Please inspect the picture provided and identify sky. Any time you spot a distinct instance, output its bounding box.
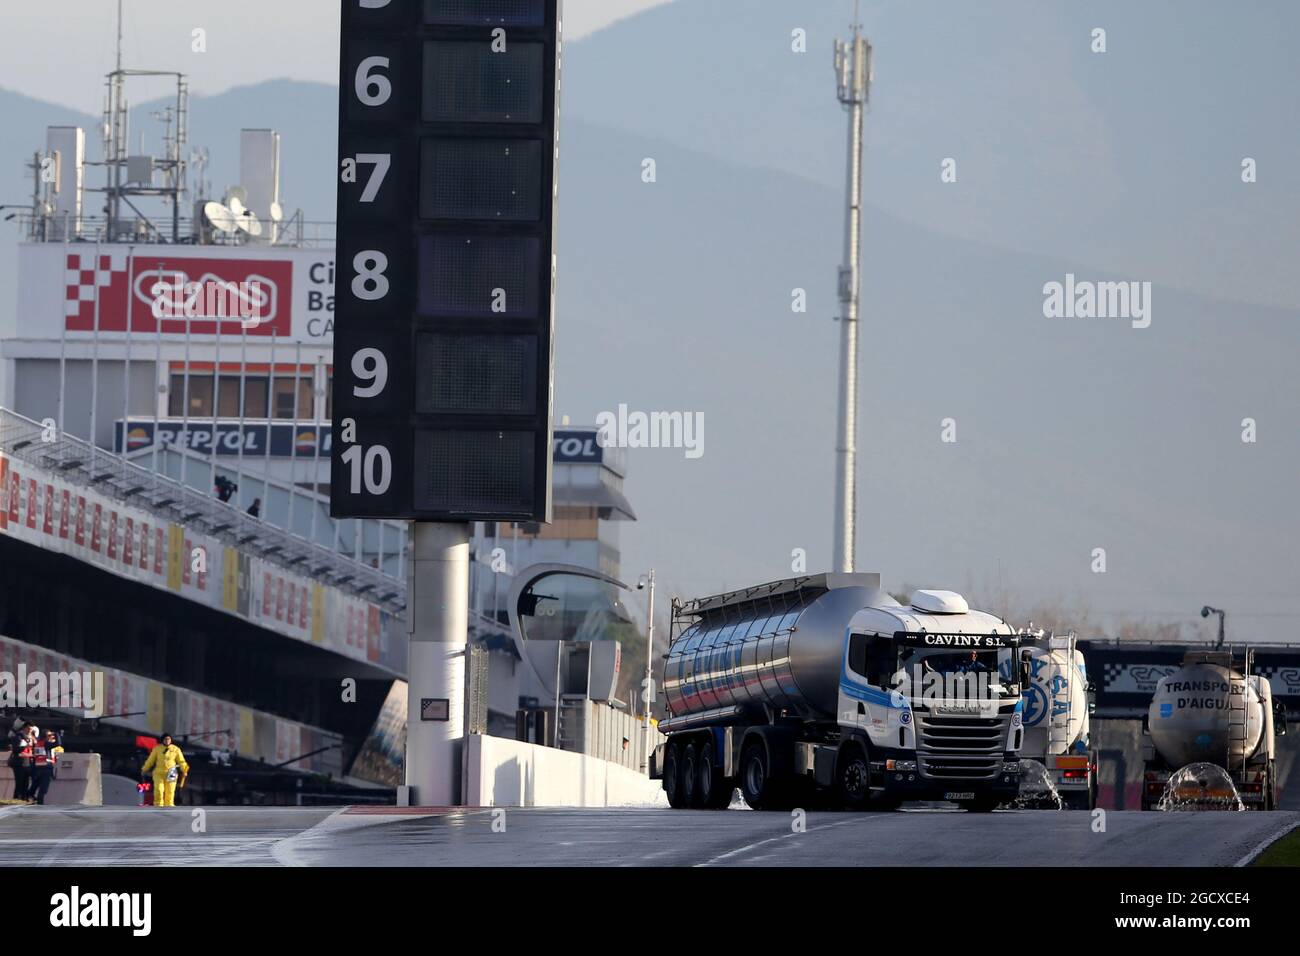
[0,0,1295,645]
[0,0,675,114]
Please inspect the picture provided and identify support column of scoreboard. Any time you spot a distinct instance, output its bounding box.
[333,0,562,805]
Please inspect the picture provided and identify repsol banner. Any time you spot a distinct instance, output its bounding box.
[115,419,331,458]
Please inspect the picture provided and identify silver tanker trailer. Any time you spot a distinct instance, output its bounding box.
[1140,647,1287,810]
[649,572,1031,812]
[1019,630,1098,809]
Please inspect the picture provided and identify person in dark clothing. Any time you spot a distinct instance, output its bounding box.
[27,730,62,805]
[247,498,261,518]
[8,722,34,801]
[214,475,238,503]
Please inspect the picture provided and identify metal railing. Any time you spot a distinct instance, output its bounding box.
[0,406,404,612]
[7,211,336,249]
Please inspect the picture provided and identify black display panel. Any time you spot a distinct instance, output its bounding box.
[415,235,541,318]
[413,430,537,514]
[423,41,545,124]
[332,0,559,521]
[424,0,545,27]
[415,333,538,415]
[419,138,543,221]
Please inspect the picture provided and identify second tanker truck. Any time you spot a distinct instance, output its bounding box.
[650,572,1029,811]
[1141,647,1286,810]
[1018,631,1098,809]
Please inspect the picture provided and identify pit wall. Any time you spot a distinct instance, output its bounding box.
[0,632,344,775]
[1092,718,1300,810]
[0,752,102,805]
[465,733,667,808]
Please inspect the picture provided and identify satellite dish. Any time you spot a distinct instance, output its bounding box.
[225,185,248,206]
[269,201,283,223]
[227,196,245,217]
[203,201,238,235]
[238,211,263,237]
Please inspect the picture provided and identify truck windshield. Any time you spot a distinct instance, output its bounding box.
[892,644,1018,699]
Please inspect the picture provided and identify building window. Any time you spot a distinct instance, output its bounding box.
[272,377,313,419]
[168,372,313,419]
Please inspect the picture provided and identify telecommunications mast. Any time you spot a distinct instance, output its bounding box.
[831,10,871,573]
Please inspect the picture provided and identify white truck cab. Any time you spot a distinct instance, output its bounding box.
[836,592,1026,811]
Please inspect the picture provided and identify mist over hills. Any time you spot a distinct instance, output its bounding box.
[1,0,1296,641]
[565,0,1300,311]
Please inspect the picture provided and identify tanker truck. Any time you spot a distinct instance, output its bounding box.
[649,572,1029,812]
[1140,647,1287,810]
[1017,630,1098,809]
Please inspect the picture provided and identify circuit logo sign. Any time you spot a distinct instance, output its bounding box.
[62,252,292,337]
[140,269,277,327]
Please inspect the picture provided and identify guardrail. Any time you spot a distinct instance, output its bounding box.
[10,212,337,249]
[0,406,404,613]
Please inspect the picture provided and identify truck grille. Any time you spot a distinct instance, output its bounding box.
[915,711,1010,780]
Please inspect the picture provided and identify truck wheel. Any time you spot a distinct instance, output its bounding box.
[663,743,687,809]
[739,740,784,810]
[682,743,701,808]
[838,746,873,811]
[698,741,732,809]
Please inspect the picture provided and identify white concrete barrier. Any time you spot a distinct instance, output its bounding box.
[465,734,667,808]
[0,752,102,805]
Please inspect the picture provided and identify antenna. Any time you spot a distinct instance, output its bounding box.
[830,15,872,573]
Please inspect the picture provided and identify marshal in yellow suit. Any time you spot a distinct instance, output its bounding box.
[141,735,189,807]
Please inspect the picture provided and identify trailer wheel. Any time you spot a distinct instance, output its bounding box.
[698,741,732,809]
[682,742,701,808]
[663,742,688,809]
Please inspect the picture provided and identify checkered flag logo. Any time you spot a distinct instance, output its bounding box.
[64,251,129,321]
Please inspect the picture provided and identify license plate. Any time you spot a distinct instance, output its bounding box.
[936,706,981,715]
[944,791,975,801]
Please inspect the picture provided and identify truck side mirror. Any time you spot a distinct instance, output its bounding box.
[1275,700,1288,737]
[1017,650,1032,688]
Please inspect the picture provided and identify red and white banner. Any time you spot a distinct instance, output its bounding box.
[17,243,336,342]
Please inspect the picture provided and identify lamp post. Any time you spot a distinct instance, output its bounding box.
[1201,605,1226,649]
[638,569,656,774]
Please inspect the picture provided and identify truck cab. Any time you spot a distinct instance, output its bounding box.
[835,591,1025,811]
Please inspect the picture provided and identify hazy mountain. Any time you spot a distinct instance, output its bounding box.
[565,0,1300,311]
[1,0,1296,643]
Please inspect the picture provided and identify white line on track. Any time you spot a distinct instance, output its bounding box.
[694,814,871,867]
[1233,817,1300,867]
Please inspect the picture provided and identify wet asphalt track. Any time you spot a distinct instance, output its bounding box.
[0,803,1295,867]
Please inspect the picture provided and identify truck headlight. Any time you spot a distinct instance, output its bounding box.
[886,759,917,772]
[1002,761,1021,774]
